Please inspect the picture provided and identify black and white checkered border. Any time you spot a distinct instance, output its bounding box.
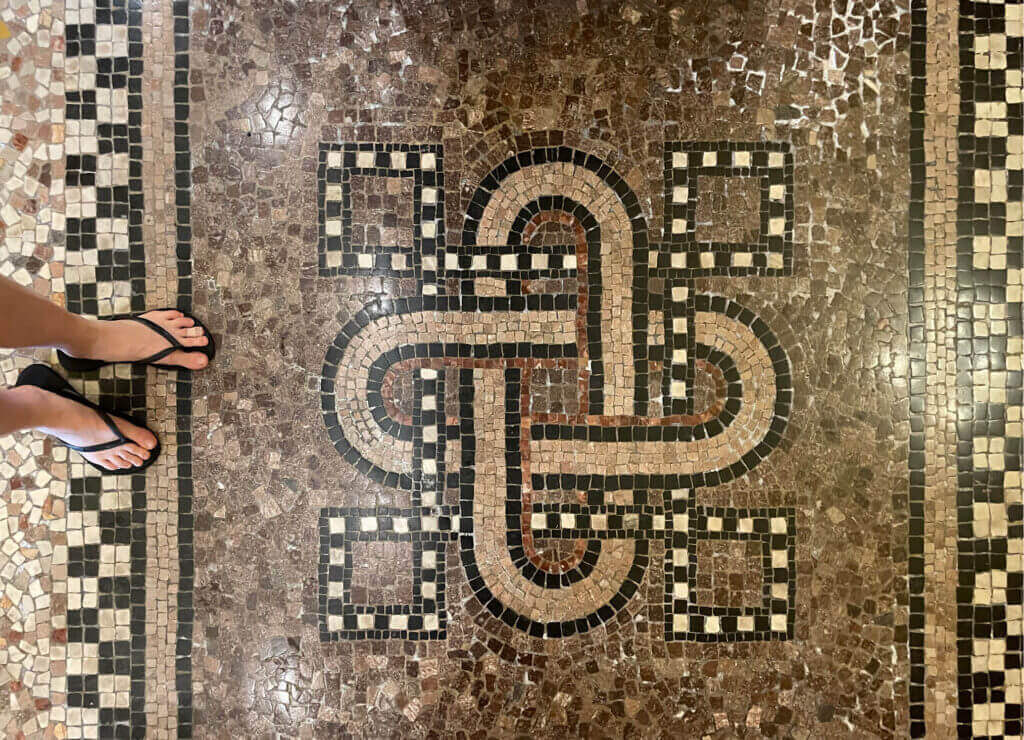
[64,0,145,319]
[658,141,794,278]
[956,1,1024,737]
[436,245,580,300]
[527,503,668,540]
[316,142,444,286]
[64,474,141,732]
[62,0,149,736]
[442,244,579,277]
[662,279,694,415]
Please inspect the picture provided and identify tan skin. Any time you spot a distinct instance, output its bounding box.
[0,275,209,471]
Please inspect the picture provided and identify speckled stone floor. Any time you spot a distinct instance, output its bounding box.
[0,0,1022,737]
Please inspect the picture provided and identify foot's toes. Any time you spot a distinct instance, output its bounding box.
[157,349,209,370]
[189,352,210,368]
[89,455,113,471]
[99,454,126,471]
[172,325,206,346]
[171,317,196,330]
[117,418,158,450]
[117,449,144,468]
[176,325,203,338]
[122,442,150,461]
[142,309,183,326]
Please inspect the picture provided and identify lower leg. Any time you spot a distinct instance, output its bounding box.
[0,273,210,368]
[0,385,50,436]
[0,274,98,354]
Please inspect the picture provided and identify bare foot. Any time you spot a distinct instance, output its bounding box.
[72,310,210,369]
[24,385,158,471]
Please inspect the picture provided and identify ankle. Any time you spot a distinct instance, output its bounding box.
[60,315,104,358]
[0,385,56,434]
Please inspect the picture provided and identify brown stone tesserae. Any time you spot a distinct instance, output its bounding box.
[0,0,1021,737]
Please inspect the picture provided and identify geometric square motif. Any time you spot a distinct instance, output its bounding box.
[318,507,453,641]
[664,497,795,642]
[317,142,444,280]
[659,141,794,277]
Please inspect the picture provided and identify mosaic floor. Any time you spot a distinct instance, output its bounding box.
[0,0,1021,737]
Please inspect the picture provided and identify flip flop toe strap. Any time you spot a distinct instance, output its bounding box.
[130,315,187,364]
[56,389,132,454]
[70,437,129,454]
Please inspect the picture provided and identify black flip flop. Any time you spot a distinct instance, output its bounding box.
[16,364,161,476]
[57,308,216,373]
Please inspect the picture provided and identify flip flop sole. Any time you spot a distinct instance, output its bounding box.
[57,308,216,372]
[16,364,162,476]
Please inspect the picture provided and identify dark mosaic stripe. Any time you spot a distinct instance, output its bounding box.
[172,0,195,737]
[907,0,927,736]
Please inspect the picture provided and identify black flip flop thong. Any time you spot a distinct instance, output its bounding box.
[16,364,161,476]
[57,308,216,373]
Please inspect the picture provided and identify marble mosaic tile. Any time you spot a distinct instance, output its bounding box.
[0,0,1020,736]
[0,1,66,736]
[186,1,913,735]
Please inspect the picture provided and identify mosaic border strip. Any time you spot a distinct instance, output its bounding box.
[62,1,149,735]
[908,0,927,735]
[172,0,195,736]
[957,1,1024,737]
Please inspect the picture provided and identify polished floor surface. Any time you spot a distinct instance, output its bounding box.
[0,0,1021,737]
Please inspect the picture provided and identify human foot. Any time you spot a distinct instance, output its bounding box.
[19,384,158,472]
[71,309,211,370]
